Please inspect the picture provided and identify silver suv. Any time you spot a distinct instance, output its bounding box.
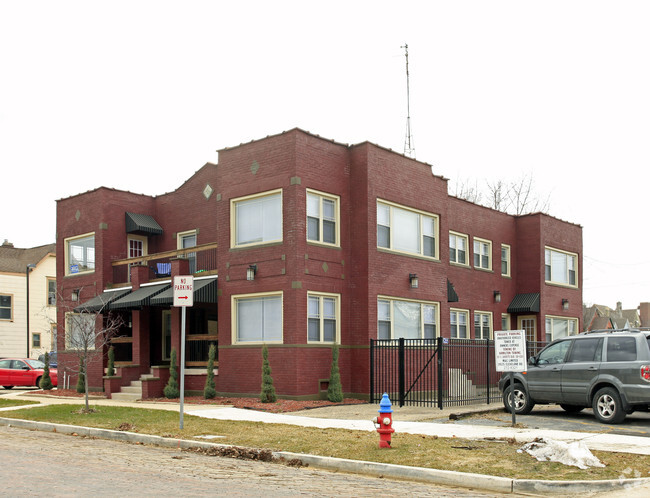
[499,329,650,424]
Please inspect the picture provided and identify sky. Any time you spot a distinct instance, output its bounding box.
[1,1,649,309]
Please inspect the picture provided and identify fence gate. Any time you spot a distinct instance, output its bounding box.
[370,337,521,408]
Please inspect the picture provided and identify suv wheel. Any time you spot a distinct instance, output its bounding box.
[593,387,626,424]
[503,384,535,415]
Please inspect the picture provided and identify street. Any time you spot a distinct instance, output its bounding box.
[0,426,501,497]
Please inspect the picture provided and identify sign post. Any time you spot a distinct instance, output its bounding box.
[494,330,527,427]
[173,275,193,429]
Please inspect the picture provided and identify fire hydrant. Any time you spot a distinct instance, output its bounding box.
[372,392,395,448]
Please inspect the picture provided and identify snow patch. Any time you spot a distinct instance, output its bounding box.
[518,438,605,469]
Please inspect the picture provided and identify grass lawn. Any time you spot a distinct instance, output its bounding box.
[0,398,40,408]
[2,403,649,481]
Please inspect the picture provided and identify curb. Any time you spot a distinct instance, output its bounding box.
[2,417,649,495]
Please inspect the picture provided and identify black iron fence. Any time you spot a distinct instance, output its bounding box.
[370,337,547,408]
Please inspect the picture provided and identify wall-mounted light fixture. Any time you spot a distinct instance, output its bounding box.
[71,289,80,302]
[247,264,257,281]
[409,273,419,289]
[493,290,502,303]
[562,298,569,311]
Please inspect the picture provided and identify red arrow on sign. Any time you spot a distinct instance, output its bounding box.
[178,296,189,300]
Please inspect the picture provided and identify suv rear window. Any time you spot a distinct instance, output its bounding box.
[607,337,637,362]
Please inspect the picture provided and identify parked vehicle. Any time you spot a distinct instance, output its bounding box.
[499,329,650,424]
[38,352,57,368]
[0,358,58,389]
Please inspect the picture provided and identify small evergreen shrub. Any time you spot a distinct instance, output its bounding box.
[163,347,180,399]
[203,344,217,399]
[76,359,85,394]
[327,344,343,402]
[260,344,277,403]
[39,352,54,390]
[106,345,116,377]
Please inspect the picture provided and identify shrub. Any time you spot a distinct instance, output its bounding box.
[39,352,54,390]
[327,344,343,402]
[203,344,217,399]
[106,346,116,377]
[260,344,277,403]
[163,347,180,399]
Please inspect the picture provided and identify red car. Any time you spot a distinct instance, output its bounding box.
[0,358,58,389]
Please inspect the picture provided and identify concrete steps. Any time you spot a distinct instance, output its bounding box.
[111,380,143,402]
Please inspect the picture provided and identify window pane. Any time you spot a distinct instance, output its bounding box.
[307,193,319,217]
[307,217,319,241]
[323,198,335,220]
[262,296,282,341]
[377,225,390,248]
[308,296,319,317]
[378,300,390,321]
[236,194,281,245]
[323,220,336,244]
[68,235,95,273]
[394,301,420,339]
[393,207,419,253]
[378,321,391,339]
[308,318,320,342]
[377,203,390,226]
[607,337,637,362]
[423,236,434,257]
[323,298,336,319]
[323,319,336,342]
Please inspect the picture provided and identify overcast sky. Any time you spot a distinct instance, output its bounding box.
[1,1,648,309]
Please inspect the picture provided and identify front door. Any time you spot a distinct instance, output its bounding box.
[518,316,537,342]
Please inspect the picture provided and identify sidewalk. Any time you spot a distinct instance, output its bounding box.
[2,390,650,495]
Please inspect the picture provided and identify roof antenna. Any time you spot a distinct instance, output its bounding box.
[402,43,415,159]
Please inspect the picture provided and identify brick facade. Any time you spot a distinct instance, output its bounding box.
[56,128,583,398]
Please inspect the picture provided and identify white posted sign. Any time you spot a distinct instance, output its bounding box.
[494,330,527,372]
[173,276,194,307]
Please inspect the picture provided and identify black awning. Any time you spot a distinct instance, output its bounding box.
[447,279,459,303]
[125,212,163,235]
[150,276,218,306]
[74,288,131,313]
[109,283,170,310]
[507,293,540,313]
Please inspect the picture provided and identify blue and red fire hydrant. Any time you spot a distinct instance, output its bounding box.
[372,392,395,448]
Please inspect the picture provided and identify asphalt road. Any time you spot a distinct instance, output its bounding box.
[455,405,650,437]
[0,425,502,497]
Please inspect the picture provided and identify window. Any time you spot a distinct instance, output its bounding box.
[307,190,339,246]
[32,333,41,348]
[128,235,147,258]
[177,230,197,273]
[308,293,339,343]
[501,314,510,331]
[567,338,602,363]
[377,201,438,259]
[474,311,492,340]
[607,337,637,362]
[449,232,468,265]
[65,313,97,350]
[233,293,282,343]
[545,247,578,287]
[231,190,282,248]
[47,278,56,306]
[501,244,511,277]
[538,340,571,365]
[377,298,438,339]
[65,233,95,275]
[0,294,12,320]
[473,238,492,270]
[450,309,469,338]
[545,316,578,343]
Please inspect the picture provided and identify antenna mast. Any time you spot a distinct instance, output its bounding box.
[402,43,415,158]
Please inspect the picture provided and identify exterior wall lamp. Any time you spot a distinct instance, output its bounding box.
[247,264,257,281]
[409,273,419,289]
[493,290,501,303]
[562,298,569,311]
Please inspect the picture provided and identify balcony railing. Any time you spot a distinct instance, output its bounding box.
[111,242,218,285]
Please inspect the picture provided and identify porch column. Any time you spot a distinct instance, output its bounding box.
[131,310,150,367]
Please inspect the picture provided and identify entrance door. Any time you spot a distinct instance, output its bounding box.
[518,316,537,342]
[162,310,172,361]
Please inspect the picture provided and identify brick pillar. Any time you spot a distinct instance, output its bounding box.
[639,303,650,327]
[171,257,190,278]
[130,264,150,289]
[132,310,150,367]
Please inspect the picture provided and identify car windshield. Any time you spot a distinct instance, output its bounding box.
[25,359,45,369]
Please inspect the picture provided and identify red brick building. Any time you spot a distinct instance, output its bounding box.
[56,128,582,399]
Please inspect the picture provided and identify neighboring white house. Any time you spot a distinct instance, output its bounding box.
[0,240,56,358]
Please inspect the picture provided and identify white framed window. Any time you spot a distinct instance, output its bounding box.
[545,247,578,287]
[232,292,283,344]
[473,237,492,271]
[377,297,438,339]
[65,313,97,350]
[231,190,282,248]
[501,313,511,331]
[128,235,147,258]
[0,294,13,321]
[32,333,41,348]
[449,232,468,266]
[545,315,579,343]
[177,229,197,273]
[65,232,95,275]
[307,292,340,343]
[474,311,493,340]
[47,278,56,306]
[501,244,511,277]
[307,190,340,246]
[450,309,469,338]
[377,200,438,259]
